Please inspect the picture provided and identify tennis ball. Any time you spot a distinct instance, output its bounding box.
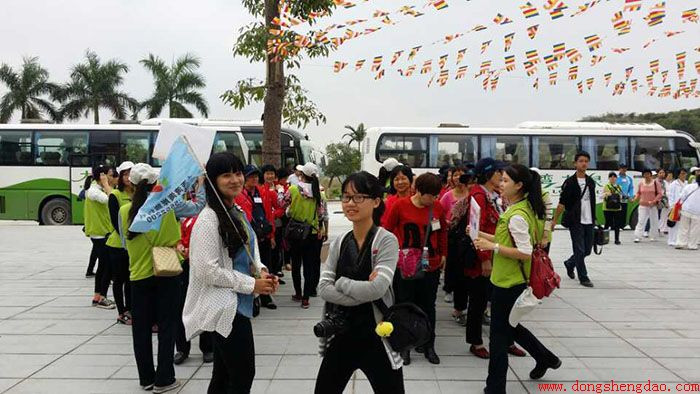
[375,321,394,337]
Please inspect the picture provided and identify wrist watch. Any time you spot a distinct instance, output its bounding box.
[494,243,500,254]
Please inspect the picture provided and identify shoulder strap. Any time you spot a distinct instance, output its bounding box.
[421,206,434,249]
[682,185,700,204]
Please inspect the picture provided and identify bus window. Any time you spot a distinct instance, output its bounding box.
[89,130,120,167]
[121,132,151,165]
[631,137,670,171]
[672,137,700,170]
[242,132,263,166]
[0,131,33,165]
[532,136,579,170]
[582,136,628,170]
[35,131,89,166]
[377,134,427,168]
[429,135,477,167]
[213,132,244,158]
[481,136,529,166]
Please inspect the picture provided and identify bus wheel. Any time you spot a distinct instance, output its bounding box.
[628,207,638,230]
[40,198,72,225]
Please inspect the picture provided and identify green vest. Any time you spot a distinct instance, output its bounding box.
[106,189,132,248]
[83,182,114,238]
[603,183,623,212]
[119,203,182,282]
[491,199,543,289]
[287,185,320,234]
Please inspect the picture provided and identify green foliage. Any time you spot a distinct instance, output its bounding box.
[342,123,367,151]
[140,53,209,118]
[324,142,360,189]
[582,108,700,140]
[0,57,61,123]
[57,50,139,124]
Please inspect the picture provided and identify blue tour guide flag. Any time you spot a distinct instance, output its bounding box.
[129,135,203,233]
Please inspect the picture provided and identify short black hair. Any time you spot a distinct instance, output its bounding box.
[388,165,414,195]
[261,164,276,174]
[414,173,442,196]
[642,168,653,175]
[608,172,617,179]
[276,168,290,179]
[675,168,687,177]
[574,151,591,161]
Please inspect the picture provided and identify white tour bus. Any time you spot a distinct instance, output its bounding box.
[0,118,317,225]
[361,121,700,228]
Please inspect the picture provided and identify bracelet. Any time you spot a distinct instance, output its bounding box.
[494,243,500,254]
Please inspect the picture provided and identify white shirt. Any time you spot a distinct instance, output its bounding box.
[578,177,593,225]
[509,215,533,255]
[680,183,700,217]
[668,180,687,206]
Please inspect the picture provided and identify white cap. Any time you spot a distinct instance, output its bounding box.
[128,163,159,185]
[116,161,135,174]
[529,167,541,175]
[691,166,699,173]
[298,162,319,178]
[382,158,400,172]
[295,164,304,172]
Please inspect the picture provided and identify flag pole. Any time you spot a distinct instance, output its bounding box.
[180,134,256,265]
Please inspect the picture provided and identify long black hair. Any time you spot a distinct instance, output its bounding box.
[300,173,322,208]
[117,169,131,192]
[377,167,390,190]
[205,152,249,257]
[342,171,386,226]
[84,163,112,190]
[504,164,546,220]
[127,180,155,240]
[387,165,414,195]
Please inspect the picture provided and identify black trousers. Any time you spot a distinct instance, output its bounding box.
[175,260,213,355]
[486,284,558,394]
[395,270,440,347]
[87,240,99,275]
[209,314,255,394]
[465,275,489,346]
[315,333,405,394]
[604,210,622,242]
[257,238,274,307]
[291,236,322,300]
[130,276,179,387]
[107,246,131,315]
[270,226,285,274]
[91,238,111,296]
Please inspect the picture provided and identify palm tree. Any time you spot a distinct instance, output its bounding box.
[57,50,138,124]
[0,57,61,123]
[140,53,209,118]
[342,123,367,157]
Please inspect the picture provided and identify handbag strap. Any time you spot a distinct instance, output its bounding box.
[421,206,434,250]
[681,184,700,204]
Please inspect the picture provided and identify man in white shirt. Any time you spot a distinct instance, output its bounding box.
[553,152,596,288]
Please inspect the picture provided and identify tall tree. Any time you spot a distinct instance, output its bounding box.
[0,57,61,123]
[342,123,367,159]
[58,50,138,124]
[221,0,336,167]
[583,109,700,140]
[140,53,209,118]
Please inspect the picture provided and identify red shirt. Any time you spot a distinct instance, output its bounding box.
[234,185,276,240]
[466,185,501,277]
[180,215,198,249]
[384,197,448,272]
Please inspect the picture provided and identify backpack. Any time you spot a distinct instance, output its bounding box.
[372,300,432,353]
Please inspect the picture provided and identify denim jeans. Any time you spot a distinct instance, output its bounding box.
[564,223,593,282]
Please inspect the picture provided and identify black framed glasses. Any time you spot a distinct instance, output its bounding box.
[341,194,372,204]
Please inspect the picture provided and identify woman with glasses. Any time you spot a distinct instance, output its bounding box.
[315,171,404,393]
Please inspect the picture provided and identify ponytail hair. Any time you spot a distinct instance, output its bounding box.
[504,164,546,220]
[301,173,322,208]
[341,171,386,226]
[127,180,155,240]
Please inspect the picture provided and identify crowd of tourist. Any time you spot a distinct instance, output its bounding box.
[79,150,700,393]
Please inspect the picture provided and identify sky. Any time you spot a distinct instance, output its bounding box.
[1,0,699,151]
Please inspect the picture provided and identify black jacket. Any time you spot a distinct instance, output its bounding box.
[559,173,597,226]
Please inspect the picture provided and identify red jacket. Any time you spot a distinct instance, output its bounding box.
[384,196,448,272]
[234,185,276,240]
[466,185,501,278]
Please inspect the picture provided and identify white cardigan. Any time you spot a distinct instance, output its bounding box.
[182,206,266,340]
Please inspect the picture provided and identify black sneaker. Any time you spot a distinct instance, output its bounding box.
[173,351,188,365]
[401,350,411,366]
[424,347,441,365]
[565,264,575,280]
[203,352,214,363]
[92,298,116,310]
[276,271,284,278]
[580,280,594,288]
[85,272,95,278]
[530,357,562,379]
[278,278,286,285]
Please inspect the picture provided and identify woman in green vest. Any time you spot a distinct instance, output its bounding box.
[473,164,561,394]
[84,164,118,309]
[282,162,327,309]
[106,161,135,325]
[603,172,624,245]
[119,163,182,393]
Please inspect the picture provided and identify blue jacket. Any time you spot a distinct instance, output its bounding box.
[617,174,635,199]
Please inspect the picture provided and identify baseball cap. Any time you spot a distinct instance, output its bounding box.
[691,166,699,173]
[299,162,320,177]
[475,158,507,175]
[116,161,135,174]
[243,164,260,178]
[128,163,159,185]
[382,158,401,172]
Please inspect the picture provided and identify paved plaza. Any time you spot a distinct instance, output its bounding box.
[1,212,700,393]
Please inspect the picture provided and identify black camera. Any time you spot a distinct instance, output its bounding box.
[313,307,349,338]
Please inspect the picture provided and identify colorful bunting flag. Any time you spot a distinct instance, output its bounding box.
[456,66,468,79]
[643,39,657,48]
[586,77,594,90]
[577,81,584,93]
[604,73,612,86]
[543,0,560,10]
[591,55,605,66]
[533,77,540,90]
[647,86,658,96]
[491,75,500,91]
[568,65,578,80]
[391,51,403,65]
[421,60,432,74]
[613,82,626,96]
[527,24,539,39]
[355,59,365,71]
[478,60,492,76]
[662,70,669,83]
[565,48,582,63]
[437,70,450,86]
[644,2,666,27]
[549,71,558,85]
[696,61,700,75]
[481,40,492,54]
[665,30,684,37]
[504,33,515,52]
[472,24,488,32]
[439,55,448,70]
[682,8,698,23]
[646,74,654,86]
[612,48,630,54]
[549,5,567,20]
[493,13,513,25]
[677,52,687,79]
[525,49,540,64]
[333,61,348,73]
[520,2,539,18]
[623,0,642,12]
[374,69,385,80]
[625,66,634,80]
[505,56,516,72]
[456,49,467,65]
[403,65,416,77]
[631,79,638,92]
[553,43,566,60]
[408,46,422,61]
[433,0,448,11]
[650,59,659,74]
[659,84,671,97]
[371,56,383,72]
[544,55,558,71]
[524,62,538,76]
[584,34,602,52]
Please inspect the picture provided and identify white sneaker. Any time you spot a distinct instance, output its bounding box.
[650,238,655,242]
[634,238,640,243]
[444,293,453,303]
[153,380,180,394]
[644,231,649,238]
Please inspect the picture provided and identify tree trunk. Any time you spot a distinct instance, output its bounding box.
[262,0,284,168]
[327,176,335,191]
[93,104,99,124]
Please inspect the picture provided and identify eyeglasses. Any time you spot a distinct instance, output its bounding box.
[341,194,372,204]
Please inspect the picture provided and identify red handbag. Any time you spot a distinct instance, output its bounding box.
[529,246,561,299]
[397,207,433,280]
